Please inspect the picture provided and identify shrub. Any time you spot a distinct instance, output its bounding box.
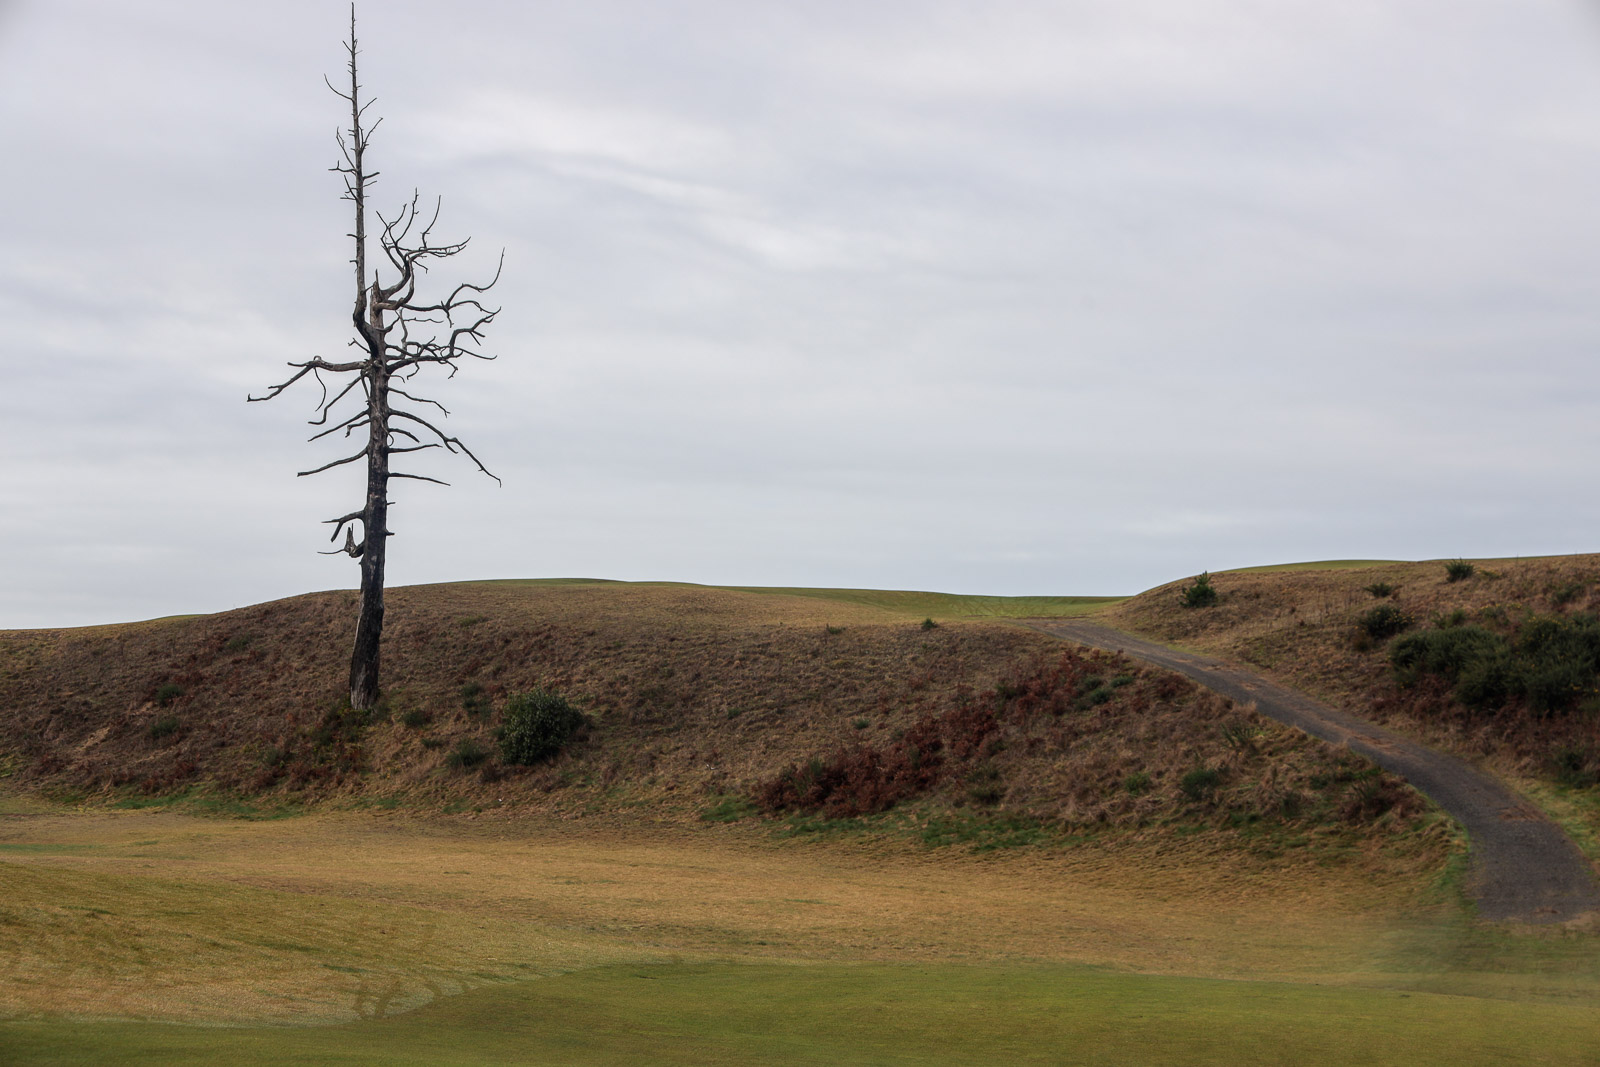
[1179,572,1219,608]
[446,738,490,770]
[1364,582,1397,598]
[1391,626,1506,681]
[1123,771,1151,796]
[154,683,184,706]
[499,689,585,765]
[1391,614,1600,715]
[223,635,254,653]
[1445,559,1475,582]
[399,708,430,729]
[921,618,939,631]
[1180,766,1222,801]
[1358,605,1411,640]
[825,625,845,635]
[147,715,180,741]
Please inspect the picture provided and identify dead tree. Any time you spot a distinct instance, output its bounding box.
[251,11,502,711]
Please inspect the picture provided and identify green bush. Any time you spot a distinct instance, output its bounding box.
[154,683,184,706]
[1180,766,1222,801]
[1358,605,1411,640]
[399,708,430,729]
[148,715,179,741]
[921,618,939,631]
[1123,771,1151,796]
[1179,572,1219,608]
[1391,614,1600,715]
[1363,582,1397,598]
[499,689,585,766]
[1391,625,1506,681]
[1445,559,1475,582]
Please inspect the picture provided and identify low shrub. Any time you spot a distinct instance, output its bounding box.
[1363,582,1397,598]
[921,618,939,631]
[1445,559,1475,582]
[147,715,179,741]
[154,683,184,706]
[1180,766,1222,801]
[1358,605,1411,640]
[1391,614,1600,715]
[399,707,430,729]
[499,689,585,765]
[758,701,998,818]
[1123,771,1151,796]
[1179,572,1219,608]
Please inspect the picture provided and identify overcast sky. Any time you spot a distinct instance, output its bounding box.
[3,1,1600,627]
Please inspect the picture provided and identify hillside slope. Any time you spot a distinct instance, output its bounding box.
[1101,555,1600,842]
[0,581,1435,857]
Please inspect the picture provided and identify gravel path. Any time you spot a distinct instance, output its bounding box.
[1023,619,1600,924]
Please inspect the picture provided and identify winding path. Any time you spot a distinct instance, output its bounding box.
[1023,619,1600,924]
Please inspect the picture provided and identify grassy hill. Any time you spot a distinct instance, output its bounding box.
[1102,553,1600,854]
[0,579,1432,857]
[8,574,1600,1063]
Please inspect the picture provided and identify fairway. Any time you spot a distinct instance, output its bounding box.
[3,804,1599,1064]
[7,962,1600,1066]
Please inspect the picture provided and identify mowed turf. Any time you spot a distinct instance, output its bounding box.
[3,806,1600,1065]
[7,962,1599,1066]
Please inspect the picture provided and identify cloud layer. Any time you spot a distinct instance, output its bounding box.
[3,1,1599,626]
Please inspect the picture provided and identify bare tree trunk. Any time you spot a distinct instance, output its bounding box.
[351,292,389,710]
[251,6,503,714]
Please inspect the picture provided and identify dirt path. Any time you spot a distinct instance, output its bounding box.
[1022,619,1600,924]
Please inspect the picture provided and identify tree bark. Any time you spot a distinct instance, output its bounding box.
[350,287,389,710]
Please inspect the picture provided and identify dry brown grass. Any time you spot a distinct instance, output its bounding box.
[0,581,1437,852]
[0,805,1455,1024]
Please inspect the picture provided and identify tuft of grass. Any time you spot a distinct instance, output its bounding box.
[1123,771,1152,796]
[699,796,758,823]
[446,738,490,770]
[399,707,430,729]
[147,716,180,741]
[921,617,939,631]
[460,682,491,720]
[154,683,184,706]
[1445,559,1475,583]
[1364,582,1397,598]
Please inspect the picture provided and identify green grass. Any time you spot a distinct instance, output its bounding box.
[715,586,1123,619]
[106,788,303,820]
[1221,559,1408,574]
[5,961,1597,1066]
[467,578,1125,619]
